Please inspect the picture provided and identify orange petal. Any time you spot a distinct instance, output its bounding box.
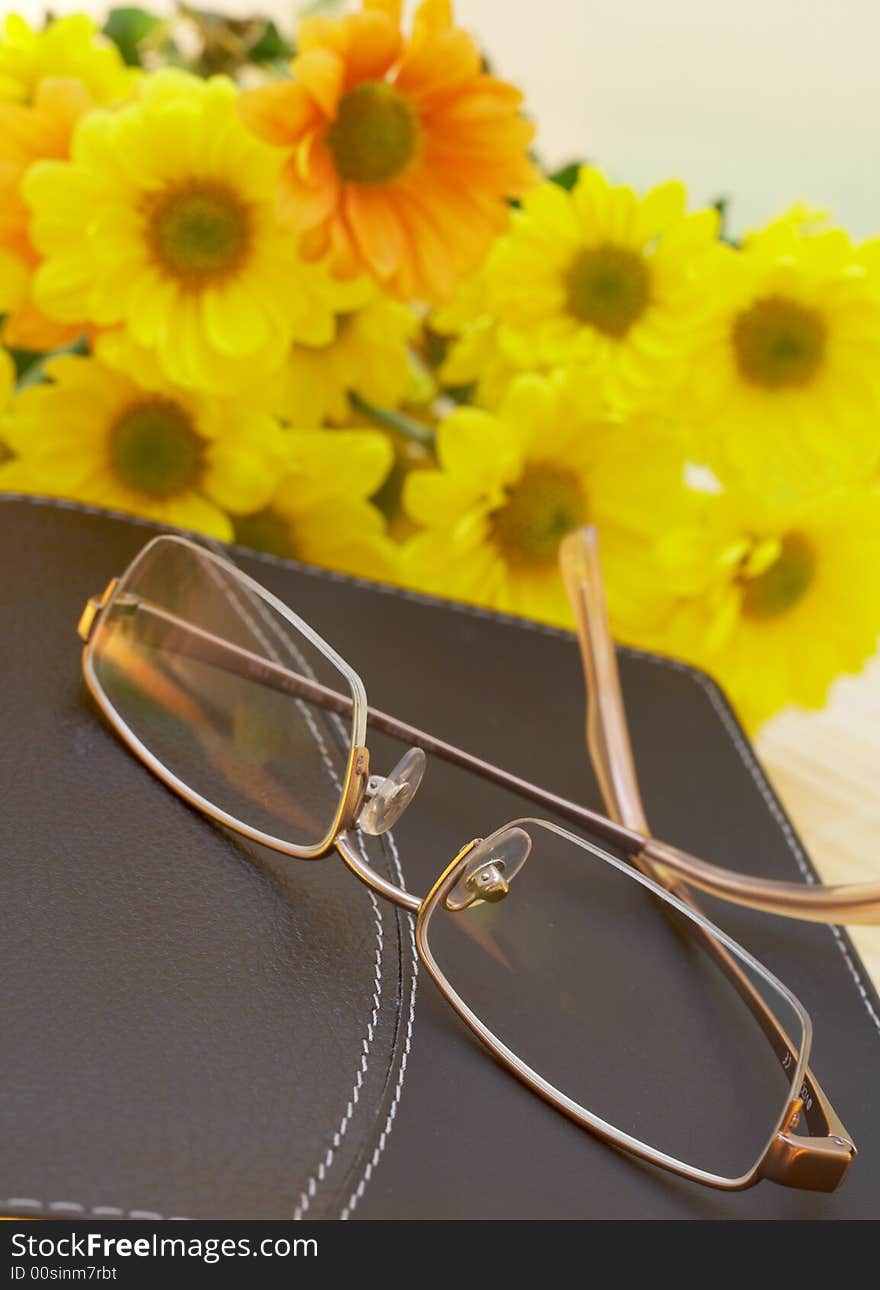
[391,185,456,301]
[299,217,359,276]
[297,15,348,56]
[2,293,82,351]
[293,132,313,183]
[292,48,345,120]
[425,116,535,164]
[429,77,526,124]
[277,152,338,230]
[33,75,94,118]
[277,151,339,232]
[365,0,403,24]
[425,148,537,190]
[300,223,332,261]
[412,0,453,37]
[340,10,402,86]
[387,218,421,300]
[396,29,480,103]
[0,79,91,170]
[0,182,29,240]
[326,215,362,278]
[293,128,337,186]
[238,81,319,146]
[343,184,405,280]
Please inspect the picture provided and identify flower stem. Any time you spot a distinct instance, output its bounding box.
[14,334,89,391]
[350,392,436,448]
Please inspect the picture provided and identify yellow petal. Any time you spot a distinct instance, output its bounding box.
[285,428,393,500]
[202,282,271,358]
[436,405,517,490]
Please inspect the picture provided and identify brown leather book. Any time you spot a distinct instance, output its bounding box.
[2,495,878,1219]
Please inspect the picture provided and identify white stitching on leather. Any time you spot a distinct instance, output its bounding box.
[0,1199,188,1219]
[199,543,399,1214]
[339,827,419,1220]
[293,861,385,1220]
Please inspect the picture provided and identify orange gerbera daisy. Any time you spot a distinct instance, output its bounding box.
[238,0,537,302]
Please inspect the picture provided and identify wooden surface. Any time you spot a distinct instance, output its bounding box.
[758,655,880,986]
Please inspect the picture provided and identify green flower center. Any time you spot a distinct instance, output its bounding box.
[565,243,651,337]
[147,183,250,283]
[493,466,586,567]
[733,296,827,389]
[742,534,816,618]
[110,400,204,498]
[326,82,420,185]
[233,508,294,559]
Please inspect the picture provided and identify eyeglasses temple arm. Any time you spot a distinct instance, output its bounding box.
[559,526,855,1172]
[558,529,880,924]
[112,594,644,856]
[111,592,880,922]
[559,526,651,835]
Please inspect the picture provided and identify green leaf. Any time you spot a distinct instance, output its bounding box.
[11,335,89,389]
[10,347,43,385]
[103,7,160,67]
[248,19,294,63]
[547,161,586,191]
[712,196,739,245]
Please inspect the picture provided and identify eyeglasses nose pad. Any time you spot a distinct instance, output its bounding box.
[357,746,426,835]
[445,826,532,911]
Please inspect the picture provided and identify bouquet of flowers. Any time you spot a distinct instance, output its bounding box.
[2,1,879,731]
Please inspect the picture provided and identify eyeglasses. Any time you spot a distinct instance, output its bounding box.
[76,533,856,1193]
[561,526,880,925]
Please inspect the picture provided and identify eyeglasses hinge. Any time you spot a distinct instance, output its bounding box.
[76,578,118,642]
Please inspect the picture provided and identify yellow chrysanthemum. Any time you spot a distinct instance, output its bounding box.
[2,350,286,538]
[456,168,724,413]
[430,270,516,408]
[233,429,397,581]
[0,13,137,105]
[683,209,880,498]
[401,370,688,623]
[268,274,417,426]
[23,71,339,394]
[631,482,880,731]
[0,18,135,349]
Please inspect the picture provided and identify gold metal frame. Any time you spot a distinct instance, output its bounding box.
[417,818,820,1192]
[560,526,880,925]
[74,533,857,1194]
[80,537,372,860]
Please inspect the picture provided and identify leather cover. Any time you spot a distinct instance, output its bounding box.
[1,494,879,1220]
